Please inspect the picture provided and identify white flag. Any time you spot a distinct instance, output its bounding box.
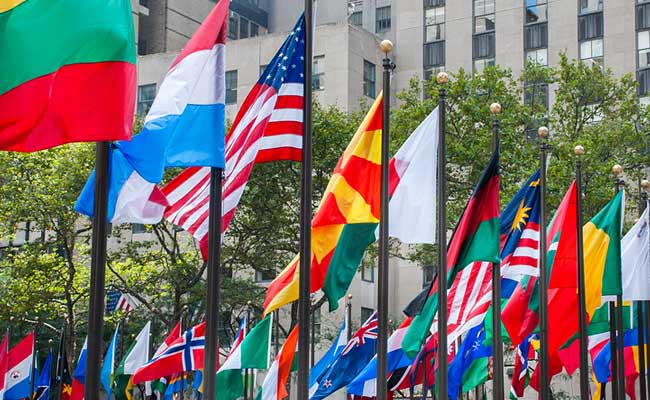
[123,321,151,375]
[388,106,438,244]
[621,204,650,301]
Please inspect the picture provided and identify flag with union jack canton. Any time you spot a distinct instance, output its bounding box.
[309,312,378,400]
[132,322,206,384]
[161,14,306,260]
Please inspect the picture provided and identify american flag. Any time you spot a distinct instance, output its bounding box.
[341,311,378,356]
[106,289,140,313]
[162,15,305,257]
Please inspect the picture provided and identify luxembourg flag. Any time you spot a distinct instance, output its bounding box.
[75,0,229,223]
[4,332,34,400]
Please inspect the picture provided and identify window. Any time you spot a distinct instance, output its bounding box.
[638,3,650,30]
[375,6,391,33]
[475,14,495,33]
[239,18,249,39]
[580,0,603,14]
[639,2,650,97]
[312,55,325,90]
[526,48,548,65]
[350,11,362,26]
[639,31,650,68]
[525,23,548,49]
[473,0,495,71]
[638,69,650,96]
[137,84,156,115]
[361,262,375,282]
[132,223,147,234]
[473,33,495,58]
[425,0,445,6]
[579,13,603,40]
[259,64,268,77]
[361,307,374,323]
[580,38,604,64]
[525,0,547,23]
[250,22,259,37]
[363,60,376,98]
[255,269,274,282]
[524,83,549,110]
[228,12,238,40]
[422,265,435,287]
[473,57,495,72]
[225,70,237,104]
[474,0,495,16]
[424,65,445,84]
[425,6,445,42]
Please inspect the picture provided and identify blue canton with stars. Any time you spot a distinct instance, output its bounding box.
[259,14,305,91]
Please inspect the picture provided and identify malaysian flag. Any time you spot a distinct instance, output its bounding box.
[106,289,140,313]
[162,15,305,258]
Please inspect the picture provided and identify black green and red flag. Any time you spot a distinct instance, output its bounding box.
[402,150,501,357]
[0,0,136,152]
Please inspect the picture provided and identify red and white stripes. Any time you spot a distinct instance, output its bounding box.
[501,221,540,279]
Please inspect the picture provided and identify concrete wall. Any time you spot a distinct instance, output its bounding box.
[496,0,525,75]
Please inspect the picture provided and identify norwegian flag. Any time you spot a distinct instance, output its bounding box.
[510,334,534,398]
[341,312,378,356]
[162,15,305,259]
[133,322,206,384]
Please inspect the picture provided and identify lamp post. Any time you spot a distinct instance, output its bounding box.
[538,126,550,400]
[435,70,449,400]
[377,38,395,400]
[575,145,590,399]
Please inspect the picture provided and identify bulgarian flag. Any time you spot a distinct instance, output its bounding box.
[256,324,299,400]
[263,97,439,314]
[402,150,500,358]
[0,0,136,152]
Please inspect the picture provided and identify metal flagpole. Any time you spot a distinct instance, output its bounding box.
[311,295,316,367]
[55,324,65,400]
[637,179,648,400]
[436,71,449,400]
[614,164,626,400]
[642,179,650,400]
[489,102,504,400]
[538,126,551,400]
[29,324,37,399]
[609,299,619,399]
[84,141,111,399]
[574,145,590,399]
[202,167,224,400]
[297,0,313,397]
[347,294,353,341]
[377,38,394,400]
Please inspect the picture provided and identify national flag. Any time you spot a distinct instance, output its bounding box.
[192,369,203,399]
[59,340,73,400]
[163,373,187,400]
[162,14,306,259]
[34,350,52,400]
[219,314,273,372]
[509,335,533,399]
[588,305,614,384]
[0,0,136,152]
[256,324,299,400]
[579,191,624,316]
[347,318,414,397]
[71,337,87,400]
[448,323,491,399]
[310,312,378,400]
[5,332,34,400]
[106,290,141,313]
[216,317,248,400]
[0,331,8,399]
[75,0,229,224]
[264,104,439,314]
[309,317,347,395]
[133,321,200,384]
[100,324,119,397]
[621,204,649,301]
[402,149,500,358]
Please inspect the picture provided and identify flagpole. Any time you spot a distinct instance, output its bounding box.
[297,0,313,397]
[613,165,626,400]
[574,145,590,399]
[489,102,504,400]
[85,141,111,400]
[29,325,37,399]
[636,177,647,400]
[202,167,224,400]
[436,71,449,400]
[537,126,550,400]
[377,38,394,400]
[347,294,353,341]
[641,179,650,399]
[55,324,64,400]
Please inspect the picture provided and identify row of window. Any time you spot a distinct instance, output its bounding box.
[136,59,378,114]
[227,11,261,41]
[348,5,392,34]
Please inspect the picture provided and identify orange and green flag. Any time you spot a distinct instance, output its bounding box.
[0,0,136,152]
[263,94,383,315]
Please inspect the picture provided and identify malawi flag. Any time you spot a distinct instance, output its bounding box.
[263,94,384,314]
[402,150,500,358]
[0,0,136,152]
